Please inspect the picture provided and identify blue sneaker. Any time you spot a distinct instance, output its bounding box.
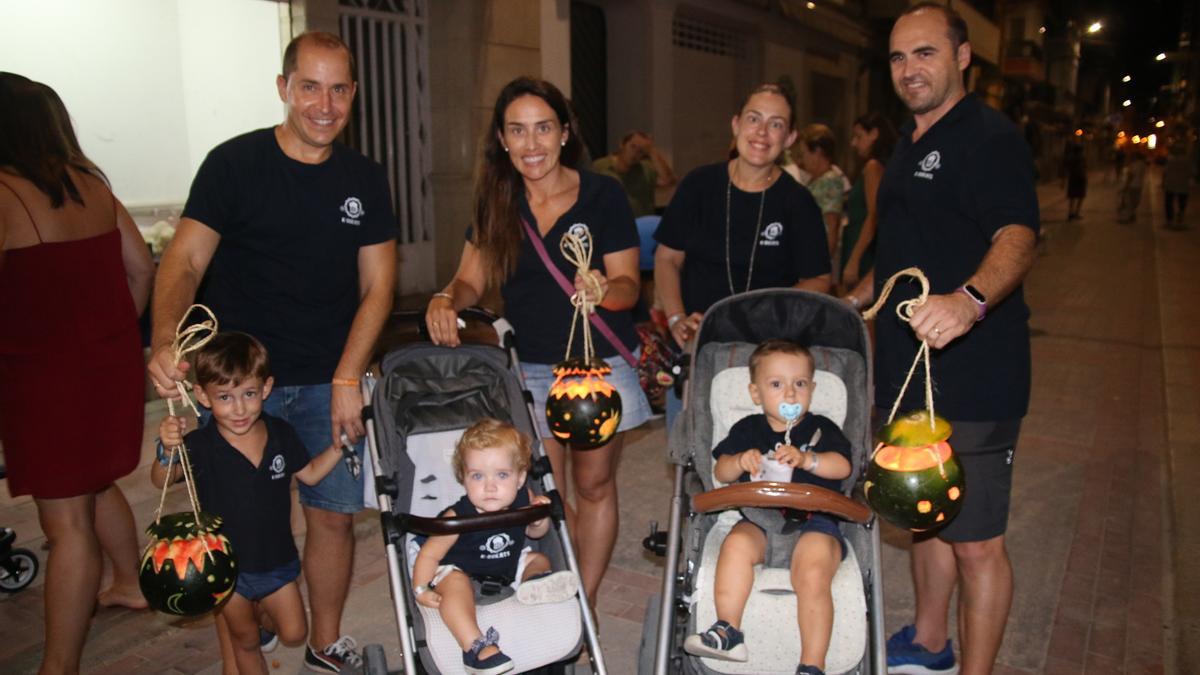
[886,625,959,675]
[463,627,513,675]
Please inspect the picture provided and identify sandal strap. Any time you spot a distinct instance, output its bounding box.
[468,627,501,656]
[700,620,738,649]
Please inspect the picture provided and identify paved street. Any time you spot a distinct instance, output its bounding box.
[0,167,1195,673]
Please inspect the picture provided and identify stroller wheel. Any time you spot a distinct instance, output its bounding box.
[0,548,38,593]
[361,643,388,675]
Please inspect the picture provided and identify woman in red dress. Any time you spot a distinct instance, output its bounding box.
[0,73,154,674]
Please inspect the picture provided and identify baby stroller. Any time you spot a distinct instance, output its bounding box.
[638,289,885,674]
[359,308,605,674]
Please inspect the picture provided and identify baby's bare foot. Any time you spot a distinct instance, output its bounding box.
[97,584,148,610]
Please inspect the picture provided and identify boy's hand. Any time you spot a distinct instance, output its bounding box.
[416,588,442,609]
[773,444,804,468]
[158,415,187,448]
[531,494,552,527]
[737,449,763,475]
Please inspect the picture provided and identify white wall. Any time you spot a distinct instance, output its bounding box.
[0,0,285,207]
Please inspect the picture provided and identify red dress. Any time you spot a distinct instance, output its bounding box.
[0,183,143,498]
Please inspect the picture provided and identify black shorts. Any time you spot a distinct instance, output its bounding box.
[934,419,1021,542]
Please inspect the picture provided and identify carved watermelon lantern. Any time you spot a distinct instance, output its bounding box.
[545,356,622,450]
[863,411,964,531]
[139,511,237,616]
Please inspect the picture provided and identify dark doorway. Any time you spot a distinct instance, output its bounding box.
[571,2,607,163]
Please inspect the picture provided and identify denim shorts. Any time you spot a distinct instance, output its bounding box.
[521,350,653,440]
[742,512,847,568]
[235,558,301,602]
[263,383,364,514]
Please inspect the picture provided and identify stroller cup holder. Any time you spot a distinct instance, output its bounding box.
[692,481,873,524]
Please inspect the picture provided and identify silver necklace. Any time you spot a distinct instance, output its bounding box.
[725,167,770,295]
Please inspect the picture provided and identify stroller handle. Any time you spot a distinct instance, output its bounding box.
[692,482,873,524]
[397,503,552,537]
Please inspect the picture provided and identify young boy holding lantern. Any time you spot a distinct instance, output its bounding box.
[151,332,349,675]
[684,339,852,675]
[413,418,579,675]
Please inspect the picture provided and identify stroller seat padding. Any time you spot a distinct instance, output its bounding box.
[691,512,868,675]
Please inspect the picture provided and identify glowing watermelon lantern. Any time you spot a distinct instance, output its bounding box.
[138,511,237,616]
[546,356,622,450]
[863,411,964,532]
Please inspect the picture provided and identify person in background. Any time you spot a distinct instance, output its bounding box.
[841,113,897,292]
[1116,147,1148,224]
[147,32,397,672]
[1063,132,1087,220]
[795,123,847,263]
[592,130,677,217]
[1163,134,1193,230]
[0,72,155,675]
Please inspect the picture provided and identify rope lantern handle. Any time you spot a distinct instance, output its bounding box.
[859,267,937,431]
[559,232,605,362]
[154,305,219,540]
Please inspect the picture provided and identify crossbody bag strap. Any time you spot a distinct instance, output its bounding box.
[521,217,638,368]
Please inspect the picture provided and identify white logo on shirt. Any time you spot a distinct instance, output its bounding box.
[269,454,286,479]
[340,197,364,225]
[480,532,514,559]
[914,151,941,180]
[566,223,592,251]
[759,221,783,247]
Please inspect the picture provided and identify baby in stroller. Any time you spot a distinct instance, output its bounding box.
[684,339,852,675]
[412,418,579,675]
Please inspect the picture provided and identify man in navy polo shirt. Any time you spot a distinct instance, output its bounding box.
[148,31,396,672]
[845,3,1039,674]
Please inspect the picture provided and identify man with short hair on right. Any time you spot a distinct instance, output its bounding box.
[845,3,1039,674]
[592,130,677,217]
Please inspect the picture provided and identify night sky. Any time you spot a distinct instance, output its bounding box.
[1054,0,1188,110]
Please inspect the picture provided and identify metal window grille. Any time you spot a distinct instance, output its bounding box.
[671,15,747,58]
[339,0,433,253]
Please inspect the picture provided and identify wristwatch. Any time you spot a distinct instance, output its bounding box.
[957,284,987,321]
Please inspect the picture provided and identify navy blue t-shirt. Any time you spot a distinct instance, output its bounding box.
[187,414,310,573]
[466,170,640,364]
[183,128,397,386]
[713,413,851,494]
[874,94,1040,421]
[436,487,532,582]
[655,163,830,315]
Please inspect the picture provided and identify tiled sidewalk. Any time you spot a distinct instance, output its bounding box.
[0,170,1188,673]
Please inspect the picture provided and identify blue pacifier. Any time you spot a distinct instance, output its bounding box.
[778,402,804,422]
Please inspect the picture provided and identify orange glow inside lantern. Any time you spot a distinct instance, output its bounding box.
[863,412,965,532]
[546,357,622,450]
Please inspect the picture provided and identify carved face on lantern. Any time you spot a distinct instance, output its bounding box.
[545,357,623,450]
[139,512,238,616]
[863,411,964,532]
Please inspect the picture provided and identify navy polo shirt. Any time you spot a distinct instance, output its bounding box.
[186,414,311,573]
[874,94,1039,421]
[466,170,641,364]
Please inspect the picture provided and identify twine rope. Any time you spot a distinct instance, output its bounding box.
[860,267,937,430]
[559,232,604,361]
[152,305,218,558]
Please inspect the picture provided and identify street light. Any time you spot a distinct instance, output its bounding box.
[1156,120,1166,128]
[1156,52,1167,61]
[1087,21,1103,34]
[1122,75,1132,83]
[1123,99,1132,107]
